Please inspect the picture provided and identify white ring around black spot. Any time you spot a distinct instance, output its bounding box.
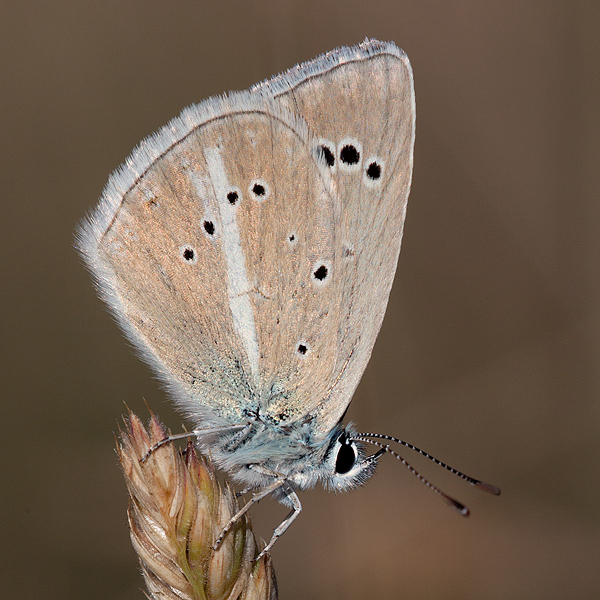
[338,138,363,173]
[203,219,216,236]
[296,341,309,357]
[144,196,160,210]
[179,245,198,264]
[364,156,384,187]
[249,178,270,201]
[226,187,242,205]
[311,260,331,288]
[316,139,337,172]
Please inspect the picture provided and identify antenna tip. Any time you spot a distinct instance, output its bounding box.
[474,480,501,495]
[444,495,470,517]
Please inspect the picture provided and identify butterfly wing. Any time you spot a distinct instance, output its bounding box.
[78,93,339,427]
[253,39,415,437]
[79,40,414,443]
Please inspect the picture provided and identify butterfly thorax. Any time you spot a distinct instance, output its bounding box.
[194,415,333,488]
[194,417,378,499]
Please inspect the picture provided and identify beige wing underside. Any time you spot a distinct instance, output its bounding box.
[257,41,415,436]
[84,40,414,440]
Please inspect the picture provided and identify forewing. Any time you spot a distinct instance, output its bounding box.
[254,40,415,436]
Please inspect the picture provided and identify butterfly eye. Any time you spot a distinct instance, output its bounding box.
[335,438,357,474]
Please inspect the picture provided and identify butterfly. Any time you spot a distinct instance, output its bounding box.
[78,39,499,558]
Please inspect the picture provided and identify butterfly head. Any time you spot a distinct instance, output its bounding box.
[322,425,384,493]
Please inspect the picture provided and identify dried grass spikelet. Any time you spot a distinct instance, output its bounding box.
[118,412,277,600]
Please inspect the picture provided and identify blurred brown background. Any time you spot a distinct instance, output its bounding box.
[2,1,599,599]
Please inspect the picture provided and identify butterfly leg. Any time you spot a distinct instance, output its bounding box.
[141,424,248,463]
[235,486,254,498]
[212,477,286,551]
[255,483,302,559]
